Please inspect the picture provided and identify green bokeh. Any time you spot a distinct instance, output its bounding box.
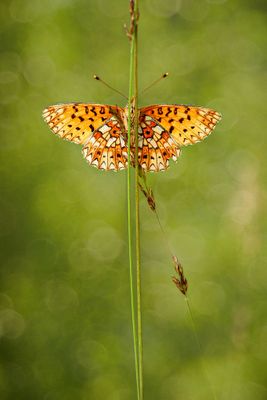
[0,0,266,399]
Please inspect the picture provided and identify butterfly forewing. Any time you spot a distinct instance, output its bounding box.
[140,105,221,148]
[42,103,122,145]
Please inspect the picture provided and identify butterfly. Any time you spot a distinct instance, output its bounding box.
[42,103,221,172]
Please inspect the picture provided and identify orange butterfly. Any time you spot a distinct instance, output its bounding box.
[42,103,221,172]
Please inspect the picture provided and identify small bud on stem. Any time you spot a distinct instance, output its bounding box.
[172,256,188,295]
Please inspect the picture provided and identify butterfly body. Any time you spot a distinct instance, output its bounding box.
[43,102,221,172]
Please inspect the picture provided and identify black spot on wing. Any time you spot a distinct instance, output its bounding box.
[91,106,97,116]
[165,107,172,117]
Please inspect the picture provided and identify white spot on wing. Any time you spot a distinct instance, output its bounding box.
[99,124,111,134]
[147,138,157,148]
[106,137,117,147]
[153,125,164,134]
[145,116,152,121]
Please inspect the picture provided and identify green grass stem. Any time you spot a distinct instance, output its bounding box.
[127,1,143,399]
[127,27,140,400]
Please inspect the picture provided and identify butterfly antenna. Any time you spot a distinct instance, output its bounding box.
[141,72,169,95]
[93,75,128,100]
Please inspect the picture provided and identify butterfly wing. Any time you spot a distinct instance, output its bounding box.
[141,105,221,146]
[139,105,221,172]
[43,103,119,144]
[137,113,181,172]
[42,103,128,171]
[82,116,128,171]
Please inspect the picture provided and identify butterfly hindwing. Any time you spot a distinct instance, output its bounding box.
[138,114,181,172]
[82,117,128,171]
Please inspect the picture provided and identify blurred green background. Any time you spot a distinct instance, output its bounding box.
[0,0,267,399]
